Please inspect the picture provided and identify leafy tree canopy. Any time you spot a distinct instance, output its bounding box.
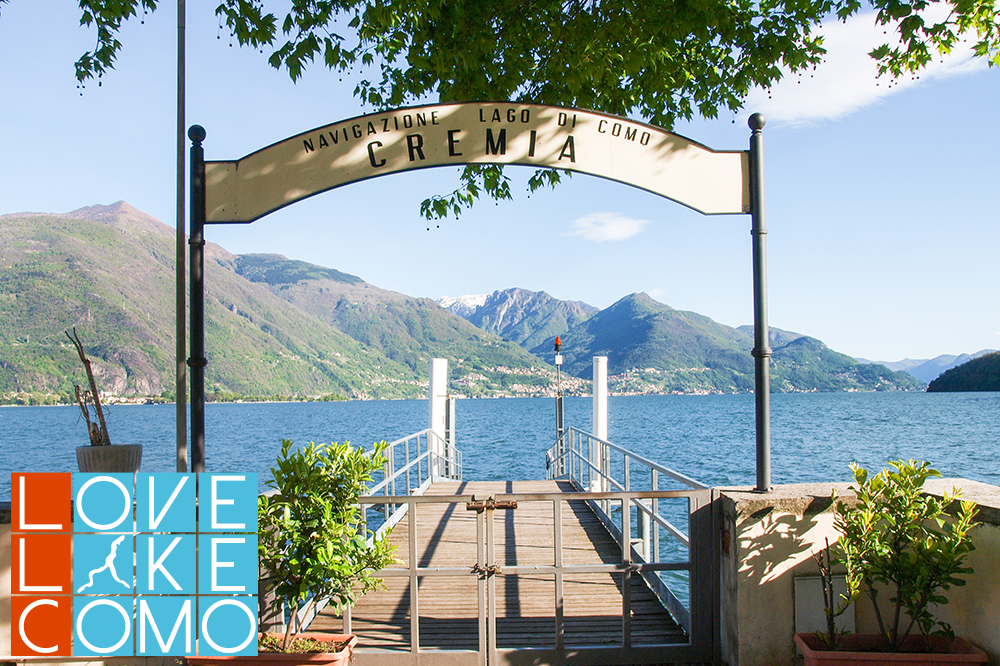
[58,0,1000,216]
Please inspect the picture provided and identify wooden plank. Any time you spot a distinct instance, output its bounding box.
[311,480,687,650]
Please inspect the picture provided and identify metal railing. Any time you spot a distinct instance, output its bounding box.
[290,424,715,664]
[365,428,462,541]
[365,427,463,539]
[545,426,708,631]
[348,486,713,665]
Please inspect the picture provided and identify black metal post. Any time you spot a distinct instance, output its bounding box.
[188,125,207,474]
[748,113,771,492]
[555,392,564,441]
[555,394,564,475]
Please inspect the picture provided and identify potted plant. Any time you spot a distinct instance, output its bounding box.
[188,438,396,664]
[795,459,986,664]
[66,328,142,473]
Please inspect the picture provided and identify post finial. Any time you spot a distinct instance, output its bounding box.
[748,113,766,131]
[188,125,206,143]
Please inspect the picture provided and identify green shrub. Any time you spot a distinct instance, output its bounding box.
[831,460,979,651]
[258,439,397,650]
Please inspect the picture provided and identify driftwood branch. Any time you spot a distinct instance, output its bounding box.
[73,385,98,445]
[66,328,111,446]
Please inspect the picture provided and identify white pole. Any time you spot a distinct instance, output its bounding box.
[591,356,608,491]
[429,358,448,479]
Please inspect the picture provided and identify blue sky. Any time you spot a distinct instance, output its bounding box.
[1,1,997,362]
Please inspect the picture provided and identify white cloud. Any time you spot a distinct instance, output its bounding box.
[567,212,652,242]
[741,10,987,126]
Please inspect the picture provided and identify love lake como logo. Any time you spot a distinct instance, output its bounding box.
[10,472,258,657]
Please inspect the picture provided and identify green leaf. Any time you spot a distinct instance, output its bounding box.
[65,0,1000,215]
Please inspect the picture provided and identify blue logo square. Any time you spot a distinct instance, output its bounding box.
[198,534,258,594]
[73,597,134,657]
[136,534,196,594]
[73,474,136,533]
[197,597,258,656]
[57,471,261,657]
[137,473,196,532]
[199,474,258,532]
[136,596,196,656]
[73,534,134,594]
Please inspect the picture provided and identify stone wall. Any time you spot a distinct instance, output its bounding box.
[717,478,1000,666]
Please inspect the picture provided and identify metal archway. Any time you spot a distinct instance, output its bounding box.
[186,103,771,490]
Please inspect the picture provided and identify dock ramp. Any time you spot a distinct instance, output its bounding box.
[310,425,715,666]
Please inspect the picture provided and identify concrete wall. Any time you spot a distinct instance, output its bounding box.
[716,483,855,666]
[717,479,1000,666]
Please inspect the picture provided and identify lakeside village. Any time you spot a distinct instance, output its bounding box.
[0,363,817,406]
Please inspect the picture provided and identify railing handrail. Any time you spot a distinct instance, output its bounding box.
[545,424,709,631]
[366,428,462,496]
[552,426,707,490]
[359,488,699,504]
[550,442,691,546]
[358,489,700,576]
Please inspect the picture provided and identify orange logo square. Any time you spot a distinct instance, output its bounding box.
[12,533,72,594]
[11,473,71,532]
[11,596,73,657]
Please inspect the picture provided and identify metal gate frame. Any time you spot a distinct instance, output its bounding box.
[348,488,716,666]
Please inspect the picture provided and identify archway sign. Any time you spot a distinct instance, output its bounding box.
[187,103,772,490]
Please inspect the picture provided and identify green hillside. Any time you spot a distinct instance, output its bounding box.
[234,254,363,286]
[0,206,559,403]
[927,352,1000,392]
[233,254,558,396]
[555,293,751,384]
[0,208,180,399]
[0,205,422,402]
[769,335,921,392]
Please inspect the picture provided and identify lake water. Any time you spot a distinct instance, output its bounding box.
[2,391,998,500]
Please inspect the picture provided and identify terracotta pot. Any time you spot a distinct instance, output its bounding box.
[186,633,357,665]
[75,444,143,473]
[795,633,987,666]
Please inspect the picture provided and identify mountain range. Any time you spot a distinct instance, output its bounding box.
[0,203,559,402]
[1,202,928,403]
[443,290,924,394]
[457,288,598,353]
[927,352,1000,392]
[0,204,423,401]
[855,350,998,384]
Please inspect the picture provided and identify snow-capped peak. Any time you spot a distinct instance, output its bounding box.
[437,294,488,319]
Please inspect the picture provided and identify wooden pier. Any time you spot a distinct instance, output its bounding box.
[311,480,687,651]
